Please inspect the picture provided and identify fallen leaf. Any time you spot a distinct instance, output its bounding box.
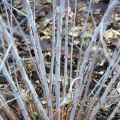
[43,18,52,27]
[92,0,100,3]
[69,27,81,37]
[104,29,120,40]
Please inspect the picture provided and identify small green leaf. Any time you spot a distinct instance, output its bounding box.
[33,112,39,120]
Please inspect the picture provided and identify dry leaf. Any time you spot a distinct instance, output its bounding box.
[69,27,81,37]
[92,0,100,3]
[104,29,120,40]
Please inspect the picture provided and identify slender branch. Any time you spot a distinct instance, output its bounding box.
[0,16,49,120]
[22,0,53,117]
[55,0,65,119]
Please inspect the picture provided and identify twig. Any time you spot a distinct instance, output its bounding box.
[55,0,65,119]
